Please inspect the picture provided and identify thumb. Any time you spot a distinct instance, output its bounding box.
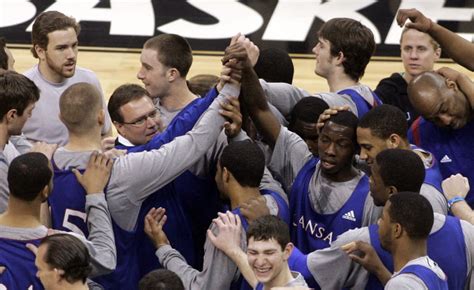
[0,266,5,274]
[72,168,82,182]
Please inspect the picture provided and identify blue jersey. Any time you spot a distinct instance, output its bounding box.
[367,216,467,290]
[397,264,448,290]
[95,182,195,290]
[290,157,369,252]
[409,118,474,206]
[0,237,43,289]
[49,159,90,236]
[338,88,382,118]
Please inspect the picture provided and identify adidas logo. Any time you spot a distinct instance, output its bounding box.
[342,210,357,222]
[440,155,452,163]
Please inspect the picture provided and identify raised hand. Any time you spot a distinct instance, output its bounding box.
[144,207,170,248]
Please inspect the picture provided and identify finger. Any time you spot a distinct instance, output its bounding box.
[340,241,356,253]
[207,229,217,244]
[348,254,365,265]
[72,168,82,183]
[0,266,5,274]
[235,212,242,227]
[144,216,152,233]
[158,215,167,229]
[26,243,38,255]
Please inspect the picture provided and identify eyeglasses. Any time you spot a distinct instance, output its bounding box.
[122,109,159,127]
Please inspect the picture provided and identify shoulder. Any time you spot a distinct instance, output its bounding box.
[72,66,101,84]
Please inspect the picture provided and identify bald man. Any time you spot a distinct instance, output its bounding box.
[407,69,474,207]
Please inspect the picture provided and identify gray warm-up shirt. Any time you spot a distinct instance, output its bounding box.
[23,65,112,145]
[259,80,378,118]
[306,213,474,289]
[385,256,447,290]
[269,126,381,228]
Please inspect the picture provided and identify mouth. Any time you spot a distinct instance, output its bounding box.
[320,159,337,170]
[253,266,272,276]
[64,62,76,70]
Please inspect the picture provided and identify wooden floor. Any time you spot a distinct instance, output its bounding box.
[11,47,474,103]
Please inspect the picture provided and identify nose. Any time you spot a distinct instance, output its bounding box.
[324,142,336,156]
[409,49,418,59]
[66,47,76,59]
[137,67,144,80]
[359,148,368,161]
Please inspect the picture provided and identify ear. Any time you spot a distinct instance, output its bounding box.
[98,109,105,126]
[35,44,46,61]
[114,121,125,135]
[334,51,345,66]
[54,268,66,281]
[283,242,294,261]
[167,68,180,82]
[393,223,403,239]
[445,79,458,91]
[434,47,441,60]
[5,109,17,123]
[387,134,402,148]
[40,184,50,201]
[222,167,230,183]
[387,185,398,195]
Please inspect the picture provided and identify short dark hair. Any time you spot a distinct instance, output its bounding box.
[144,34,193,78]
[388,192,434,240]
[139,269,185,290]
[359,105,408,139]
[254,47,294,84]
[318,18,375,81]
[289,97,329,125]
[0,70,39,119]
[31,11,81,58]
[376,149,425,192]
[220,140,264,187]
[8,152,52,201]
[108,84,150,123]
[0,37,8,70]
[247,215,290,250]
[187,74,219,96]
[60,82,102,134]
[39,234,92,284]
[323,110,359,144]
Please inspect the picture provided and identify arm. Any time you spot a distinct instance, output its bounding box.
[145,208,241,290]
[125,87,220,153]
[72,152,116,276]
[208,212,258,288]
[397,8,474,71]
[442,174,474,224]
[259,79,310,119]
[420,183,448,215]
[437,67,474,108]
[223,42,281,149]
[340,241,392,286]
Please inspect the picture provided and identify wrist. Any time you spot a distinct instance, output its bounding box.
[448,196,465,211]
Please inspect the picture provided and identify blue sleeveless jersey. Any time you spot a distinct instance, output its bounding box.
[95,181,195,290]
[410,144,444,193]
[49,158,90,237]
[409,118,474,206]
[397,264,448,290]
[0,237,43,289]
[367,216,467,290]
[338,88,382,118]
[290,157,369,252]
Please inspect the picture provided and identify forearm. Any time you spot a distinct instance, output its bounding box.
[85,193,117,276]
[450,201,474,225]
[241,67,281,148]
[430,23,474,71]
[227,248,257,288]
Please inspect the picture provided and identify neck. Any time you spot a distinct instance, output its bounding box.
[0,125,9,150]
[326,72,358,93]
[402,72,414,84]
[229,186,261,210]
[38,61,65,83]
[398,140,411,150]
[159,80,197,111]
[64,130,102,152]
[322,165,358,182]
[264,265,293,290]
[0,198,43,228]
[55,282,88,290]
[392,240,427,272]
